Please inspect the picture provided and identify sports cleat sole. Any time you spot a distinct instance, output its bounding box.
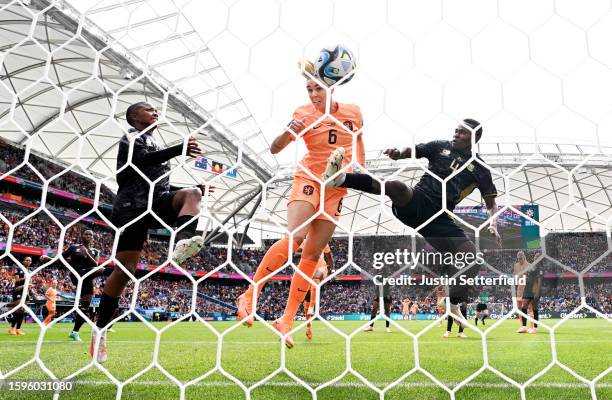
[172,236,204,264]
[322,147,345,187]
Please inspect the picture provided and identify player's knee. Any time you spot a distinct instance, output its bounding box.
[384,181,412,204]
[184,187,202,204]
[112,267,134,285]
[292,235,306,246]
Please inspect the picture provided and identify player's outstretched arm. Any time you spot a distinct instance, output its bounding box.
[271,118,305,154]
[383,147,411,160]
[132,136,201,166]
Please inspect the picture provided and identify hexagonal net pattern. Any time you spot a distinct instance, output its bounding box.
[0,0,610,399]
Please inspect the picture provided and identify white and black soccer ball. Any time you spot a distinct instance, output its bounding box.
[314,45,356,86]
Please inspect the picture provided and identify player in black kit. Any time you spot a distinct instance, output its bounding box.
[364,268,393,333]
[518,266,543,334]
[90,102,205,363]
[41,229,107,341]
[6,259,29,335]
[324,119,501,335]
[475,302,489,326]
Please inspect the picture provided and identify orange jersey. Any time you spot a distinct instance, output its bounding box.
[291,103,363,180]
[45,287,57,310]
[411,303,418,313]
[434,287,445,300]
[402,300,410,313]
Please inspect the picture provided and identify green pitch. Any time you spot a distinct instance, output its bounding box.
[0,318,610,399]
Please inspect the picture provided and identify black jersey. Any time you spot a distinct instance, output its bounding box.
[114,128,182,210]
[13,266,26,285]
[414,140,497,209]
[63,244,99,272]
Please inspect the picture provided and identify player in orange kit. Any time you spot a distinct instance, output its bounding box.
[42,279,58,326]
[401,298,410,320]
[303,243,333,340]
[236,59,365,348]
[410,300,419,320]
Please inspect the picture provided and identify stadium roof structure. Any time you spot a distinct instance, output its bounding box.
[0,0,274,241]
[2,0,612,241]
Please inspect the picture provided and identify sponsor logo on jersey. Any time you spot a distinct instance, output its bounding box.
[441,149,451,156]
[303,185,315,195]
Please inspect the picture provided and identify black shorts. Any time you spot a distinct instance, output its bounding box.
[70,273,95,296]
[12,289,23,302]
[476,303,488,311]
[112,191,179,252]
[70,266,113,296]
[523,284,541,300]
[391,190,471,253]
[373,296,392,307]
[522,293,540,301]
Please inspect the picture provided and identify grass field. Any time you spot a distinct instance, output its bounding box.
[0,318,610,399]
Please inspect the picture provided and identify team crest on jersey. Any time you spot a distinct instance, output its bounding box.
[441,149,451,156]
[303,185,315,195]
[343,121,354,131]
[467,163,475,172]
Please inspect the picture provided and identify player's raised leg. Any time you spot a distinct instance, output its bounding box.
[171,189,205,264]
[324,149,414,208]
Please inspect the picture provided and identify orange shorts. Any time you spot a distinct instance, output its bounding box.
[288,177,346,221]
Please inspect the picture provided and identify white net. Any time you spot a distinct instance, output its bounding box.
[0,0,610,399]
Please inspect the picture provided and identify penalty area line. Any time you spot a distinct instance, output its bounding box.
[68,380,609,389]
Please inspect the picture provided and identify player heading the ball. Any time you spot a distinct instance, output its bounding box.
[236,48,363,348]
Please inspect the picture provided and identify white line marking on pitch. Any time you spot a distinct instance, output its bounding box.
[65,380,612,389]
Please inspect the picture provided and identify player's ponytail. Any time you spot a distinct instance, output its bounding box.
[298,59,316,79]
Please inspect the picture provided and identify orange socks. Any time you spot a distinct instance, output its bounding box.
[244,237,299,301]
[280,258,319,325]
[43,312,54,326]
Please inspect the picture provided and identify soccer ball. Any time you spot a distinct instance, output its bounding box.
[314,45,356,86]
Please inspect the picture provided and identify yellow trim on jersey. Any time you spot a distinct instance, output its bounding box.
[458,183,477,202]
